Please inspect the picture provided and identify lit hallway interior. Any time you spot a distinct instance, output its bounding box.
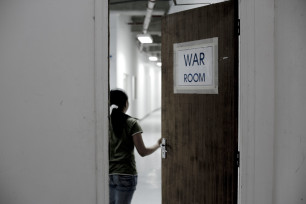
[133,109,162,204]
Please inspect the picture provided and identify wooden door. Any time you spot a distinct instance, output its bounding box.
[161,1,238,204]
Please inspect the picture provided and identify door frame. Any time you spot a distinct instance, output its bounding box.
[95,0,109,204]
[239,0,275,204]
[102,1,276,204]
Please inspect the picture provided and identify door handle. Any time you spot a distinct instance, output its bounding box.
[161,138,167,159]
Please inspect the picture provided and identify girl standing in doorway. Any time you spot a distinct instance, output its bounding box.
[109,89,161,204]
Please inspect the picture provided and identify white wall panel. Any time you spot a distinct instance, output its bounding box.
[239,0,275,203]
[240,0,306,203]
[274,0,306,203]
[0,0,108,203]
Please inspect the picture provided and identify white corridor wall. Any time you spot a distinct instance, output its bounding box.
[110,13,161,119]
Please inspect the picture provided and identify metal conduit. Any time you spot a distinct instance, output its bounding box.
[143,0,156,34]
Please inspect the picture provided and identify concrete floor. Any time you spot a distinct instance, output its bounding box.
[133,109,162,204]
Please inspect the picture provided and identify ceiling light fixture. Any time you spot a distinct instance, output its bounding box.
[149,56,158,61]
[137,34,153,44]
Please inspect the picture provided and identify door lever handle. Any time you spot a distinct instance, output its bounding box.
[161,138,167,159]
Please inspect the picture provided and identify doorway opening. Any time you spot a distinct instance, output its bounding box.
[109,1,166,203]
[108,1,239,204]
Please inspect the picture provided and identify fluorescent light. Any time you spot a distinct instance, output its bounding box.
[149,56,158,61]
[175,0,225,4]
[137,34,153,44]
[156,62,162,67]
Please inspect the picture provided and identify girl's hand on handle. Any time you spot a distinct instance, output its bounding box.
[133,133,162,157]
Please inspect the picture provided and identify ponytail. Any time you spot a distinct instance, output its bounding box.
[109,89,129,137]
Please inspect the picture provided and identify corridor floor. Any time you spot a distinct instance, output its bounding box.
[133,109,162,204]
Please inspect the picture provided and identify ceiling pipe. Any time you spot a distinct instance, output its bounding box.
[143,0,156,34]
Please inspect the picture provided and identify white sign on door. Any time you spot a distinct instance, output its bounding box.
[173,37,218,94]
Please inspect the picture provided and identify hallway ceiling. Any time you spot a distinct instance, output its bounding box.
[109,0,227,62]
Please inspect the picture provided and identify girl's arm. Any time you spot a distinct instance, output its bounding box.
[133,133,162,157]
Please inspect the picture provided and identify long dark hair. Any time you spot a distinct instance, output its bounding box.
[110,89,130,137]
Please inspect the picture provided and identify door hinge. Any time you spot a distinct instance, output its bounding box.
[236,151,240,167]
[237,19,240,36]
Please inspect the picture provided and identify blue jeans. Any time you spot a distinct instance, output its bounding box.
[109,175,137,204]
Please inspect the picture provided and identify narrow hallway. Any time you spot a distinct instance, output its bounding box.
[133,109,162,204]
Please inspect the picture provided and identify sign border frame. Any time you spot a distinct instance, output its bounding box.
[173,37,218,94]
